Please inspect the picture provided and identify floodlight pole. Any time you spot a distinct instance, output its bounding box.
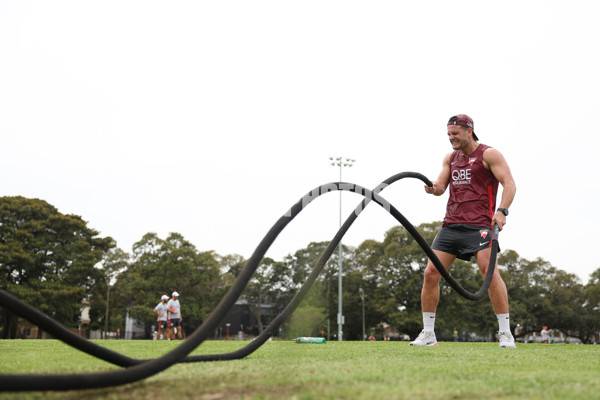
[330,156,355,341]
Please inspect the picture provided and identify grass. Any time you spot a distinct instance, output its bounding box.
[0,339,599,399]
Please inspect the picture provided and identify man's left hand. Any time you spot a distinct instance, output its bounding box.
[492,212,507,231]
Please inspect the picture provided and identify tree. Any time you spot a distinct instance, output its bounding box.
[279,242,338,339]
[582,268,600,343]
[284,242,346,339]
[111,232,222,337]
[0,196,114,338]
[91,248,130,336]
[353,222,442,340]
[499,250,594,342]
[242,257,291,334]
[286,304,327,339]
[350,222,499,340]
[349,239,389,340]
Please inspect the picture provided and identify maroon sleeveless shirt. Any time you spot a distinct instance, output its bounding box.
[443,144,498,228]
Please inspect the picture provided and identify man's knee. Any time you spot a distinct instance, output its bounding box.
[477,262,501,280]
[424,264,441,285]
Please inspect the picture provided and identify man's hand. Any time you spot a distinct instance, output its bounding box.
[424,181,442,196]
[492,211,507,231]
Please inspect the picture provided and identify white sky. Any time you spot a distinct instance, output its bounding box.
[1,1,599,283]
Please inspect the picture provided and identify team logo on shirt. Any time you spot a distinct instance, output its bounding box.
[469,158,477,166]
[480,230,488,239]
[452,168,471,184]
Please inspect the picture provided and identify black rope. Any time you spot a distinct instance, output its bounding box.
[184,172,499,362]
[0,172,499,391]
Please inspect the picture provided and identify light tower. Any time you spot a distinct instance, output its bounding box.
[329,156,355,341]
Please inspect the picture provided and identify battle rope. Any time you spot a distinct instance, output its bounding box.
[184,172,499,363]
[0,172,499,391]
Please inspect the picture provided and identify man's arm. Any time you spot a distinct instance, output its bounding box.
[484,148,516,230]
[166,300,175,314]
[424,152,452,196]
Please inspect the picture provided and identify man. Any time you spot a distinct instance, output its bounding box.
[541,326,552,343]
[410,114,517,348]
[166,291,183,340]
[153,295,169,340]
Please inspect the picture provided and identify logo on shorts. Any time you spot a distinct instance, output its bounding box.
[469,158,477,166]
[480,230,488,239]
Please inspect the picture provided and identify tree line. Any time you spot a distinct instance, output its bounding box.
[1,197,599,343]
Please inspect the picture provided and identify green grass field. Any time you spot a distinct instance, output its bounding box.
[0,339,599,399]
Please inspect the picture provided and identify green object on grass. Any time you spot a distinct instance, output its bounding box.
[294,337,326,344]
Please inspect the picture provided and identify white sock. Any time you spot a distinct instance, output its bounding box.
[497,313,510,332]
[423,312,436,331]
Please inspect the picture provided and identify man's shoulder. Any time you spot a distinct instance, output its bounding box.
[481,145,504,160]
[480,143,503,152]
[443,151,456,164]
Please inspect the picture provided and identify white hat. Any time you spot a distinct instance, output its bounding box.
[172,291,179,297]
[161,295,169,301]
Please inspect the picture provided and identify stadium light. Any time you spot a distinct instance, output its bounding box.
[330,156,355,341]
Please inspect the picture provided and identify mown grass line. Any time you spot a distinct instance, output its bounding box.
[1,340,599,399]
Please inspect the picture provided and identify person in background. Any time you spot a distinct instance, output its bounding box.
[167,291,183,339]
[541,326,552,343]
[153,295,169,340]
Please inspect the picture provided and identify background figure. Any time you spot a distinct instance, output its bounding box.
[153,295,169,340]
[541,326,552,343]
[167,291,182,339]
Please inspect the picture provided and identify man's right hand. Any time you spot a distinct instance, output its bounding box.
[424,181,438,195]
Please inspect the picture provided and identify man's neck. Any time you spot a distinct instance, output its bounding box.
[461,140,479,156]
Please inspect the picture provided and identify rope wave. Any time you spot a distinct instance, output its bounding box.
[0,171,498,391]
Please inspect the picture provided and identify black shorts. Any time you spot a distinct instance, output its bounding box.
[170,318,181,328]
[158,321,168,330]
[432,224,499,261]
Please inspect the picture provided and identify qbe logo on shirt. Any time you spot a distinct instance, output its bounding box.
[452,169,471,185]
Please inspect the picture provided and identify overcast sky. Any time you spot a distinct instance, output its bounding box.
[2,1,599,283]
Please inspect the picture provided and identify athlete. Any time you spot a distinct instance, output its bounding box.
[153,295,169,340]
[410,114,517,348]
[166,291,183,339]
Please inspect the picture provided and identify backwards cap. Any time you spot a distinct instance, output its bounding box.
[448,114,478,141]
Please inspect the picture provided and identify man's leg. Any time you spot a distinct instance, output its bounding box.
[475,248,515,348]
[410,250,456,346]
[175,321,182,339]
[422,250,457,312]
[475,248,508,314]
